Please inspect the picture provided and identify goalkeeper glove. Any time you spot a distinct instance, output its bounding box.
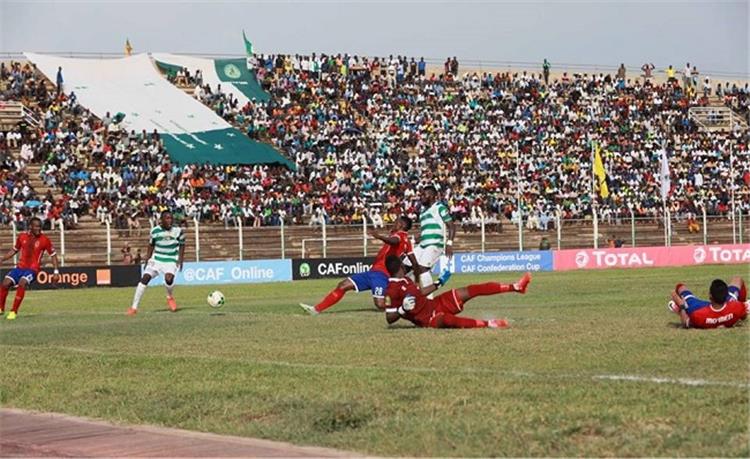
[397,295,416,316]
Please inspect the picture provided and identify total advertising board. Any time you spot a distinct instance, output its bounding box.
[554,244,750,271]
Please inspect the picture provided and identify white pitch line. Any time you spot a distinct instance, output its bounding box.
[591,374,749,388]
[10,344,750,389]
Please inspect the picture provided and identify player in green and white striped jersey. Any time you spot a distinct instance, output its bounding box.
[404,185,456,292]
[127,211,186,315]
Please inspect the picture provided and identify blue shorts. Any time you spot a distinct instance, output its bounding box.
[349,270,388,299]
[5,268,36,286]
[680,286,742,314]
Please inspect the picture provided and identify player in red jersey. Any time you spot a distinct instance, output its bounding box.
[0,218,60,320]
[667,277,748,329]
[383,255,531,329]
[299,216,424,314]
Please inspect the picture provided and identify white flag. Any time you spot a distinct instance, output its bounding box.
[660,149,670,200]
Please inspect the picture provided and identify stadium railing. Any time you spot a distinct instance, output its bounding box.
[1,211,746,267]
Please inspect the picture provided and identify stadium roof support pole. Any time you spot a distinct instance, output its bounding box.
[515,144,523,251]
[322,219,327,258]
[10,221,17,265]
[730,147,736,244]
[699,203,707,246]
[628,205,635,248]
[105,220,111,266]
[480,210,486,253]
[739,210,744,244]
[237,217,243,261]
[280,217,285,259]
[58,220,65,267]
[556,205,562,250]
[193,217,200,262]
[362,217,367,256]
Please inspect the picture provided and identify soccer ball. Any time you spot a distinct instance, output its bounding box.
[207,290,225,308]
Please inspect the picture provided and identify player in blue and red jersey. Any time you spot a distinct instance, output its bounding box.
[0,217,60,320]
[300,216,424,314]
[667,277,748,329]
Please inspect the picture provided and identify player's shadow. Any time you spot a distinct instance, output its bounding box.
[324,308,381,315]
[387,324,418,330]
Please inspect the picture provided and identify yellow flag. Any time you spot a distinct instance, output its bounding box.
[125,39,133,56]
[593,145,610,198]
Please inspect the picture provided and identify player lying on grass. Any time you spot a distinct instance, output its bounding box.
[0,217,60,320]
[668,277,748,329]
[300,216,424,314]
[384,255,531,329]
[127,211,186,315]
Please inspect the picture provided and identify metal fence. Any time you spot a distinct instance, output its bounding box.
[2,210,747,267]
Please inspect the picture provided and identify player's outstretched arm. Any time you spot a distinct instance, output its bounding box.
[370,230,399,245]
[0,248,17,264]
[50,253,61,283]
[385,310,401,324]
[445,220,457,258]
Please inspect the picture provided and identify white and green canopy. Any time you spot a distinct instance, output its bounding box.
[25,52,292,169]
[152,53,270,104]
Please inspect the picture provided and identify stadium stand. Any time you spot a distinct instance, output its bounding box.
[0,55,748,263]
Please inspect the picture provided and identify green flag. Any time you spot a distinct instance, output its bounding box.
[242,30,253,56]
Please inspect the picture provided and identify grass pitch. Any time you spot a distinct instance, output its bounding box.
[1,265,748,457]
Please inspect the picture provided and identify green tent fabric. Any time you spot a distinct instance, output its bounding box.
[162,127,295,168]
[25,52,293,170]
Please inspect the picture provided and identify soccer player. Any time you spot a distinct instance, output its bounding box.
[127,211,185,315]
[403,185,456,294]
[0,217,60,320]
[299,216,424,314]
[384,255,531,329]
[667,277,748,329]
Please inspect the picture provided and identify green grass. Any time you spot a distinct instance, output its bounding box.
[1,265,748,457]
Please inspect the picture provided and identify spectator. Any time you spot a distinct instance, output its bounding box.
[121,244,133,264]
[56,66,63,95]
[641,62,655,80]
[543,59,551,85]
[538,237,551,250]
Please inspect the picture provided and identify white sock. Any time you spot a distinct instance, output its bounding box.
[419,271,435,299]
[131,283,147,309]
[165,283,174,298]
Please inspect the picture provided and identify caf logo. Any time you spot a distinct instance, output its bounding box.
[223,64,241,79]
[299,263,311,278]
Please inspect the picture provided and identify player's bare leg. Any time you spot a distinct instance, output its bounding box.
[300,278,356,315]
[128,273,152,315]
[7,278,30,320]
[165,273,177,312]
[0,277,12,316]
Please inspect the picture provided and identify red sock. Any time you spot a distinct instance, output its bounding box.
[315,287,346,313]
[467,282,513,298]
[12,285,26,313]
[431,313,488,328]
[0,286,8,312]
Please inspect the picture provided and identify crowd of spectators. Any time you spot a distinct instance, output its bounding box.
[1,55,748,233]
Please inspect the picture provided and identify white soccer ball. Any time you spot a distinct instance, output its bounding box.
[207,290,225,308]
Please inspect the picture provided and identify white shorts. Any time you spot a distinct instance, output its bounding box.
[144,259,177,279]
[403,245,443,269]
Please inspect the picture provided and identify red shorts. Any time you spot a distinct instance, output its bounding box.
[433,289,464,315]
